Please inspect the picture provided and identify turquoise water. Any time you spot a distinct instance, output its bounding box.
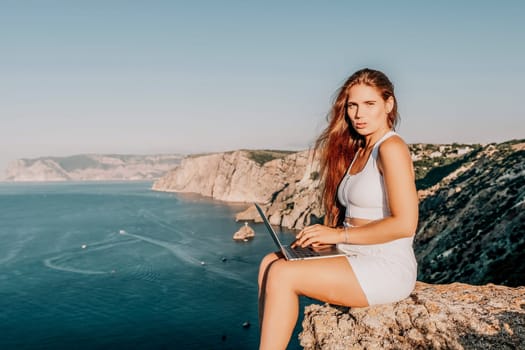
[0,182,307,349]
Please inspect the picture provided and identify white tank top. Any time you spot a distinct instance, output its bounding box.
[337,131,397,220]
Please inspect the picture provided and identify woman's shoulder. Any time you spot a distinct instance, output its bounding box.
[377,133,411,160]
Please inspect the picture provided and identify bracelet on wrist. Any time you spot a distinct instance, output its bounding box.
[343,226,349,244]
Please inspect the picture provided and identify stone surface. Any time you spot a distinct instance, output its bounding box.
[415,141,525,287]
[232,223,255,240]
[299,281,525,350]
[235,204,263,223]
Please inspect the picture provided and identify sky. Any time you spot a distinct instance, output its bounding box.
[1,0,524,173]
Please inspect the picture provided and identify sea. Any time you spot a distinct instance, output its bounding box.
[0,181,313,349]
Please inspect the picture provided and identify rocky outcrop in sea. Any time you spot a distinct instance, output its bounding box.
[233,222,255,241]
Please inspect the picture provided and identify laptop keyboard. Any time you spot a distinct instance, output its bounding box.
[285,245,320,258]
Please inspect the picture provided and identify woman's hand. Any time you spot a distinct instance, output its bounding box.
[291,224,342,248]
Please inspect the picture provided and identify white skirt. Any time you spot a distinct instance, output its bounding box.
[337,235,417,305]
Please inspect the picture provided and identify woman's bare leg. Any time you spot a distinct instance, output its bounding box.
[259,256,368,350]
[257,252,283,329]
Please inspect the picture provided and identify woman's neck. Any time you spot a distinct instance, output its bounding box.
[363,128,391,150]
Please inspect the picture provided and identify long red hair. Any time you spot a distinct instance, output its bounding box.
[314,68,399,227]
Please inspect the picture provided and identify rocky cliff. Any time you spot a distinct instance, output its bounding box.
[152,149,323,229]
[4,154,183,181]
[299,281,525,349]
[415,140,524,287]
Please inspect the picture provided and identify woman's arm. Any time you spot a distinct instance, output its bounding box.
[294,135,418,247]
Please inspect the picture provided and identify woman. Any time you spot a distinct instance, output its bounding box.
[258,68,418,349]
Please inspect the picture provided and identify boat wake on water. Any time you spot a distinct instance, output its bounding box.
[42,229,251,287]
[43,236,137,275]
[120,230,251,287]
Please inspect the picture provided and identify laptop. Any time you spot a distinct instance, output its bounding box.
[254,203,346,261]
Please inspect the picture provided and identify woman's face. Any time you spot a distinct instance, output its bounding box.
[346,84,393,137]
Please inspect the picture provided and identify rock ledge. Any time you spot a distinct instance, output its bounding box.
[299,281,525,349]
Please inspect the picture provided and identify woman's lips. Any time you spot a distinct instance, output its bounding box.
[354,122,367,129]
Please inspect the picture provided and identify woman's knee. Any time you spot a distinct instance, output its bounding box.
[265,259,296,293]
[258,252,281,287]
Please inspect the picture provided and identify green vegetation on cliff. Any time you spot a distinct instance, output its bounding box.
[246,149,295,166]
[409,143,482,190]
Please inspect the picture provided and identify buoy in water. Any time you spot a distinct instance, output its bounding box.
[81,244,87,249]
[242,321,251,328]
[119,230,126,235]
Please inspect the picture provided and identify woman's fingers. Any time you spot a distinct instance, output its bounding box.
[292,229,307,247]
[293,225,339,248]
[302,234,316,247]
[293,226,322,247]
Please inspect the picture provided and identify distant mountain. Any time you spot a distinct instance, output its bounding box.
[4,154,183,181]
